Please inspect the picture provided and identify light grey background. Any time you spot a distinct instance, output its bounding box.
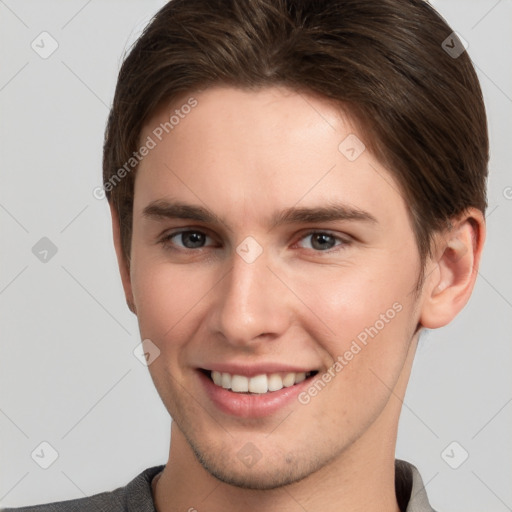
[1,1,511,510]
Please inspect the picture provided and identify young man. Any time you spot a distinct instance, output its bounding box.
[5,0,488,510]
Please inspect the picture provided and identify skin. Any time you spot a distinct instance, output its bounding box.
[111,86,485,512]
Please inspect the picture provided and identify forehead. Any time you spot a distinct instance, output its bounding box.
[134,85,408,230]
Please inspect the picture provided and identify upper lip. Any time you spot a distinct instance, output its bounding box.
[199,363,318,377]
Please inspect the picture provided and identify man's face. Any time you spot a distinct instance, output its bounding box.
[127,86,425,488]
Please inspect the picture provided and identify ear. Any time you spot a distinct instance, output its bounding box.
[419,208,485,329]
[110,203,137,315]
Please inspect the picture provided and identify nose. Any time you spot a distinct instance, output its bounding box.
[211,244,293,348]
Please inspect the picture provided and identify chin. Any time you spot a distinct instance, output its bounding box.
[186,434,324,490]
[198,457,312,490]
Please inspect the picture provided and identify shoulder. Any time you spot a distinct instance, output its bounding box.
[3,490,126,512]
[2,465,165,512]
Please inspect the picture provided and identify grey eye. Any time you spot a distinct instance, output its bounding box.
[174,231,208,248]
[300,233,339,251]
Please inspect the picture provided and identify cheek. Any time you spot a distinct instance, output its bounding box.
[291,259,416,339]
[130,255,214,349]
[287,255,420,393]
[292,266,418,429]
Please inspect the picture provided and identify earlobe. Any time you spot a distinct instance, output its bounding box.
[110,204,137,315]
[419,210,485,329]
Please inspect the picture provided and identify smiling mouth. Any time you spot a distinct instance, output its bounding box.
[200,369,318,394]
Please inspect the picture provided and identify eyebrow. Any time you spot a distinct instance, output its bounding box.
[143,200,222,224]
[142,199,377,230]
[269,203,377,229]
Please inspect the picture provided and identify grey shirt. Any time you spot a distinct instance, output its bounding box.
[3,459,436,511]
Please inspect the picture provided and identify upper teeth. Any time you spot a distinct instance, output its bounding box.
[211,371,308,394]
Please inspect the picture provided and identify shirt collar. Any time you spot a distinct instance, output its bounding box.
[395,459,436,512]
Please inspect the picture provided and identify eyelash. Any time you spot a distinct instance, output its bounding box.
[159,229,351,253]
[296,230,350,251]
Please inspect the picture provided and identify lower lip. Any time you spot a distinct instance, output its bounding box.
[198,371,314,418]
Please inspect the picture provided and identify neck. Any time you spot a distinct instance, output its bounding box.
[153,335,418,512]
[153,409,401,512]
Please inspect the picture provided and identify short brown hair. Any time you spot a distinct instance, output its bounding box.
[103,0,488,268]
